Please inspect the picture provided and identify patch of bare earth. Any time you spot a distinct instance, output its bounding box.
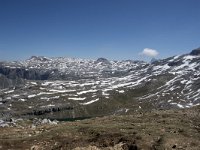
[0,106,199,150]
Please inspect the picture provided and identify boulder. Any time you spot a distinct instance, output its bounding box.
[0,120,9,127]
[41,118,50,124]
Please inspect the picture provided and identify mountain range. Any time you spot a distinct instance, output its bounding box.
[0,48,200,120]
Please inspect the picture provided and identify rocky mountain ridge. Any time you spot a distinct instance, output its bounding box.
[0,48,200,120]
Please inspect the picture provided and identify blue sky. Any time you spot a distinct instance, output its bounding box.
[0,0,200,61]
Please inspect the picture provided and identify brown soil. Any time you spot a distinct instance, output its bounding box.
[0,106,200,150]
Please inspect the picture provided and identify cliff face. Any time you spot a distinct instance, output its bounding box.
[0,74,24,89]
[0,67,51,81]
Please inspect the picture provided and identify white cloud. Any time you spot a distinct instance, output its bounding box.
[140,48,159,57]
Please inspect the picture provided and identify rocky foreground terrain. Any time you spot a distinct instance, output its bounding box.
[0,106,199,150]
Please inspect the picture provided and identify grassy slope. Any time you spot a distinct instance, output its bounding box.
[0,106,200,150]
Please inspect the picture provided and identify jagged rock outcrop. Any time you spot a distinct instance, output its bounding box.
[190,47,200,55]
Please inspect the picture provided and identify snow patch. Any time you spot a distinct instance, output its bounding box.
[81,98,100,105]
[68,97,86,101]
